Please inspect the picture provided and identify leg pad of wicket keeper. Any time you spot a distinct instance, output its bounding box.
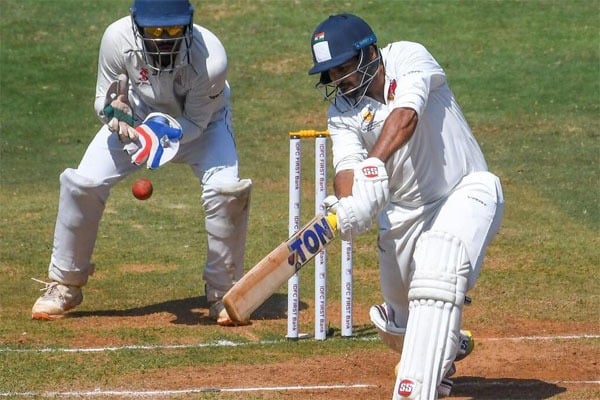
[394,231,470,400]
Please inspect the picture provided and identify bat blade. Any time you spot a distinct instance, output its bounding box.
[223,214,337,323]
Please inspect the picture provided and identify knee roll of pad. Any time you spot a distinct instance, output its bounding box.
[409,231,470,306]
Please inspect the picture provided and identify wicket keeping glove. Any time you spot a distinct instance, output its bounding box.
[126,113,183,169]
[102,74,136,142]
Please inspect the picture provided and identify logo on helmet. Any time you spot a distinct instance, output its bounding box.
[313,32,325,43]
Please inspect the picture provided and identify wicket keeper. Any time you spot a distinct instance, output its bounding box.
[31,0,251,326]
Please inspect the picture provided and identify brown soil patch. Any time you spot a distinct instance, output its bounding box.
[35,307,599,400]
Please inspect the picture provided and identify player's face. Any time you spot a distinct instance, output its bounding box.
[315,46,381,112]
[328,57,363,98]
[142,26,186,68]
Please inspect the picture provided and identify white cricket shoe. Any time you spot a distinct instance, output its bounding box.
[31,279,83,320]
[369,303,406,353]
[437,363,457,397]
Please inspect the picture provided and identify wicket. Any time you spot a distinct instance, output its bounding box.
[288,130,353,340]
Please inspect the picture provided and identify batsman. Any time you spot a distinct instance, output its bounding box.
[308,14,504,399]
[31,0,252,326]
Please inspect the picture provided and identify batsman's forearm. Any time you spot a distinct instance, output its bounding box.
[334,170,354,198]
[369,107,418,162]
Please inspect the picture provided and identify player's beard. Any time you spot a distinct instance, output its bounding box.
[316,48,381,113]
[340,54,380,101]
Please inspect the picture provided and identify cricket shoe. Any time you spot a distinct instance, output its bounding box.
[369,303,406,353]
[208,300,250,327]
[31,279,83,320]
[371,303,475,360]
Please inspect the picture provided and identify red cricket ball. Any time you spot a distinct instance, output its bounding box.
[132,178,153,200]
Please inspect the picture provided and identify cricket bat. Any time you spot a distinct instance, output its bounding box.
[223,213,338,323]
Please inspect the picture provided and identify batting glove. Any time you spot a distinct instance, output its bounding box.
[322,195,340,214]
[336,195,373,241]
[353,157,390,212]
[128,113,183,169]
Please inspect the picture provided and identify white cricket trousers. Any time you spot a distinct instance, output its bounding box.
[376,171,504,328]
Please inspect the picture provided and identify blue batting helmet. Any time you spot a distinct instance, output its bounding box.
[131,0,194,28]
[308,14,377,75]
[130,0,195,73]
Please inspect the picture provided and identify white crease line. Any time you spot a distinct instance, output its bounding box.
[1,334,598,354]
[0,339,281,353]
[2,381,599,398]
[0,384,376,398]
[482,334,600,341]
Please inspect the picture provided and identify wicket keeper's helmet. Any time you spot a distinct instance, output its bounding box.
[308,14,377,76]
[130,0,195,73]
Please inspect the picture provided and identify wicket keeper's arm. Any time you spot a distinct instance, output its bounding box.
[223,214,337,323]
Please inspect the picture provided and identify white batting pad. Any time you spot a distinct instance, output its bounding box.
[393,231,471,400]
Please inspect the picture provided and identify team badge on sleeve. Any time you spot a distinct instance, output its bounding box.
[387,79,397,101]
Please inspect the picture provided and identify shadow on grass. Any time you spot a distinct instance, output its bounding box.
[68,293,309,326]
[452,376,567,399]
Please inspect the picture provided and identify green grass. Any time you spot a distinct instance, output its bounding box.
[1,0,598,398]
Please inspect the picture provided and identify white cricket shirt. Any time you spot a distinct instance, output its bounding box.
[93,16,229,143]
[327,41,488,207]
